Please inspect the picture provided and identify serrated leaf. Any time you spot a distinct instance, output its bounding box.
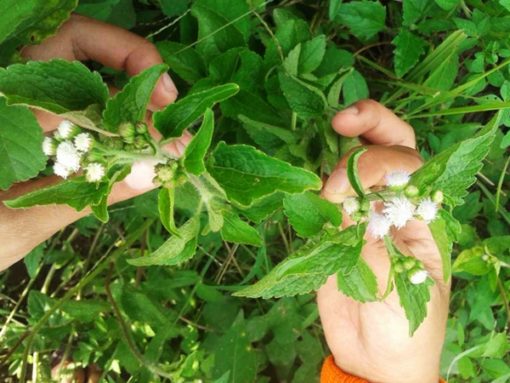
[4,177,108,211]
[0,0,78,65]
[283,192,342,237]
[103,64,168,131]
[393,29,426,78]
[154,83,239,138]
[347,147,367,197]
[453,247,491,276]
[0,60,109,114]
[335,1,386,41]
[394,272,433,336]
[410,115,499,206]
[127,216,200,266]
[183,108,214,175]
[299,35,327,74]
[336,257,378,303]
[0,99,46,190]
[221,210,263,246]
[238,192,284,223]
[190,173,226,232]
[208,142,322,206]
[234,226,362,298]
[278,71,327,119]
[283,44,301,76]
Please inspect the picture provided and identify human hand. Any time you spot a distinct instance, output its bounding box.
[0,15,190,271]
[317,100,450,383]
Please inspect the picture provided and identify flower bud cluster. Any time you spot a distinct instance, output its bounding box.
[118,122,151,151]
[154,161,186,189]
[42,120,105,183]
[341,170,443,239]
[393,256,429,285]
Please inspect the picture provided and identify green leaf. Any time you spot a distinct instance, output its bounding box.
[0,60,109,114]
[24,245,44,279]
[221,210,263,246]
[238,192,284,223]
[410,115,499,206]
[183,108,214,175]
[435,0,460,11]
[190,173,227,232]
[403,0,431,26]
[239,115,295,153]
[127,216,200,266]
[394,271,433,336]
[453,247,491,276]
[283,44,301,76]
[347,147,367,198]
[278,71,327,119]
[0,0,77,65]
[328,0,343,20]
[0,99,46,190]
[429,210,460,282]
[154,83,239,138]
[157,41,206,84]
[4,178,108,211]
[342,69,369,106]
[335,1,386,41]
[208,142,322,206]
[336,257,378,303]
[283,192,342,237]
[299,35,327,74]
[392,29,426,78]
[234,226,362,298]
[158,187,178,235]
[102,64,168,131]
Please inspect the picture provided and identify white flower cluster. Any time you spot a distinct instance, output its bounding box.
[340,171,440,239]
[42,120,105,183]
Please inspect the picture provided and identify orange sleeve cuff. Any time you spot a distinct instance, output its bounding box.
[321,356,447,383]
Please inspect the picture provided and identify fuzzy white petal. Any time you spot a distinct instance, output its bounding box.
[124,159,162,190]
[57,120,77,139]
[385,170,411,188]
[383,196,415,229]
[343,197,360,215]
[86,163,105,182]
[74,133,93,153]
[42,137,57,156]
[53,162,71,179]
[416,198,438,223]
[367,212,392,239]
[409,269,428,285]
[56,141,81,172]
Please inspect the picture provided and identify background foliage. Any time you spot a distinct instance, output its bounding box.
[1,0,509,382]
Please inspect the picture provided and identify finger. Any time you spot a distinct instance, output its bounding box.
[23,15,178,110]
[332,99,416,149]
[321,145,423,203]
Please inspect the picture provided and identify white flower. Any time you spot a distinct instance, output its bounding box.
[343,197,360,215]
[74,133,93,153]
[367,212,392,239]
[416,198,438,223]
[42,137,57,156]
[409,269,428,285]
[53,162,71,179]
[56,141,81,172]
[385,170,411,188]
[57,120,79,139]
[85,163,106,182]
[383,196,415,229]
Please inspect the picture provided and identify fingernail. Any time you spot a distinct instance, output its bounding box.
[324,168,350,195]
[161,73,178,98]
[341,105,359,115]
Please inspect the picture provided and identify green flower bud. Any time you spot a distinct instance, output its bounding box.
[432,190,444,204]
[119,122,136,143]
[136,122,148,135]
[394,263,405,273]
[403,257,416,270]
[404,185,419,198]
[360,198,370,212]
[134,136,148,149]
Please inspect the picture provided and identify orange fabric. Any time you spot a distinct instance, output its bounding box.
[320,356,447,383]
